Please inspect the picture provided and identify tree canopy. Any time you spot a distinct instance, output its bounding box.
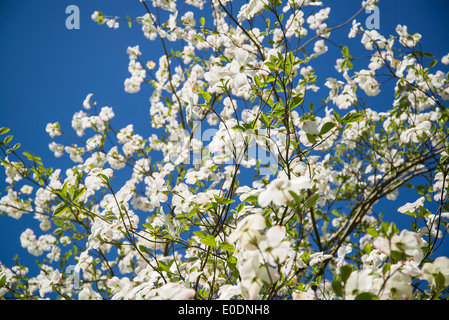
[1,0,449,300]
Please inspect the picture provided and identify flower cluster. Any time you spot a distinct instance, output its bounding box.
[1,0,449,301]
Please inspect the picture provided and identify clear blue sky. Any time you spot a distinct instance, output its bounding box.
[1,0,448,275]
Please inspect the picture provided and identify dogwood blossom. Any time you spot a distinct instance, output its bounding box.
[400,121,432,144]
[85,167,113,191]
[422,257,449,288]
[344,269,377,299]
[45,122,62,138]
[258,176,312,207]
[79,284,102,300]
[258,226,290,265]
[239,256,279,300]
[397,197,425,215]
[373,230,424,262]
[442,53,449,65]
[228,214,266,249]
[1,0,449,302]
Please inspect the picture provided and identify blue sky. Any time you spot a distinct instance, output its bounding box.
[1,0,449,276]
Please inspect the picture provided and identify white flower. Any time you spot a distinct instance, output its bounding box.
[79,284,102,300]
[185,169,208,184]
[107,276,131,297]
[361,29,386,50]
[39,270,61,298]
[336,244,352,267]
[442,53,449,65]
[204,66,230,94]
[75,250,93,273]
[237,0,267,22]
[126,45,141,60]
[355,69,380,96]
[239,256,279,300]
[309,252,333,266]
[124,60,146,93]
[228,214,266,249]
[400,121,432,144]
[85,167,113,191]
[433,172,448,201]
[397,196,425,214]
[49,142,64,158]
[313,39,328,56]
[335,84,357,109]
[307,8,330,30]
[91,11,105,24]
[344,269,376,299]
[218,285,241,300]
[379,269,412,300]
[106,18,119,29]
[292,288,316,300]
[64,145,85,163]
[258,176,312,207]
[396,24,421,47]
[83,93,95,109]
[362,0,379,10]
[348,20,361,38]
[258,226,290,265]
[422,257,449,288]
[45,122,62,138]
[151,283,195,300]
[99,106,115,121]
[20,185,33,195]
[302,120,320,135]
[374,230,424,262]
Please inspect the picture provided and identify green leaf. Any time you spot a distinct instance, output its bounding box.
[203,91,211,103]
[364,243,372,255]
[193,231,208,239]
[232,124,246,132]
[0,275,6,288]
[72,188,85,201]
[355,292,379,300]
[305,193,320,208]
[429,59,438,69]
[340,265,353,284]
[342,45,349,58]
[200,17,205,27]
[288,190,303,205]
[200,234,217,248]
[435,271,446,291]
[3,135,13,145]
[341,112,365,124]
[260,112,271,127]
[417,205,431,218]
[332,280,344,297]
[306,133,317,144]
[320,122,336,136]
[227,256,237,270]
[219,243,235,253]
[366,228,379,238]
[157,261,170,272]
[333,109,342,124]
[0,127,10,135]
[142,223,153,230]
[391,250,407,262]
[289,95,304,110]
[53,202,70,216]
[23,151,36,161]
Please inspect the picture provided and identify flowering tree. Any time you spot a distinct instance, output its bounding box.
[1,0,449,300]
